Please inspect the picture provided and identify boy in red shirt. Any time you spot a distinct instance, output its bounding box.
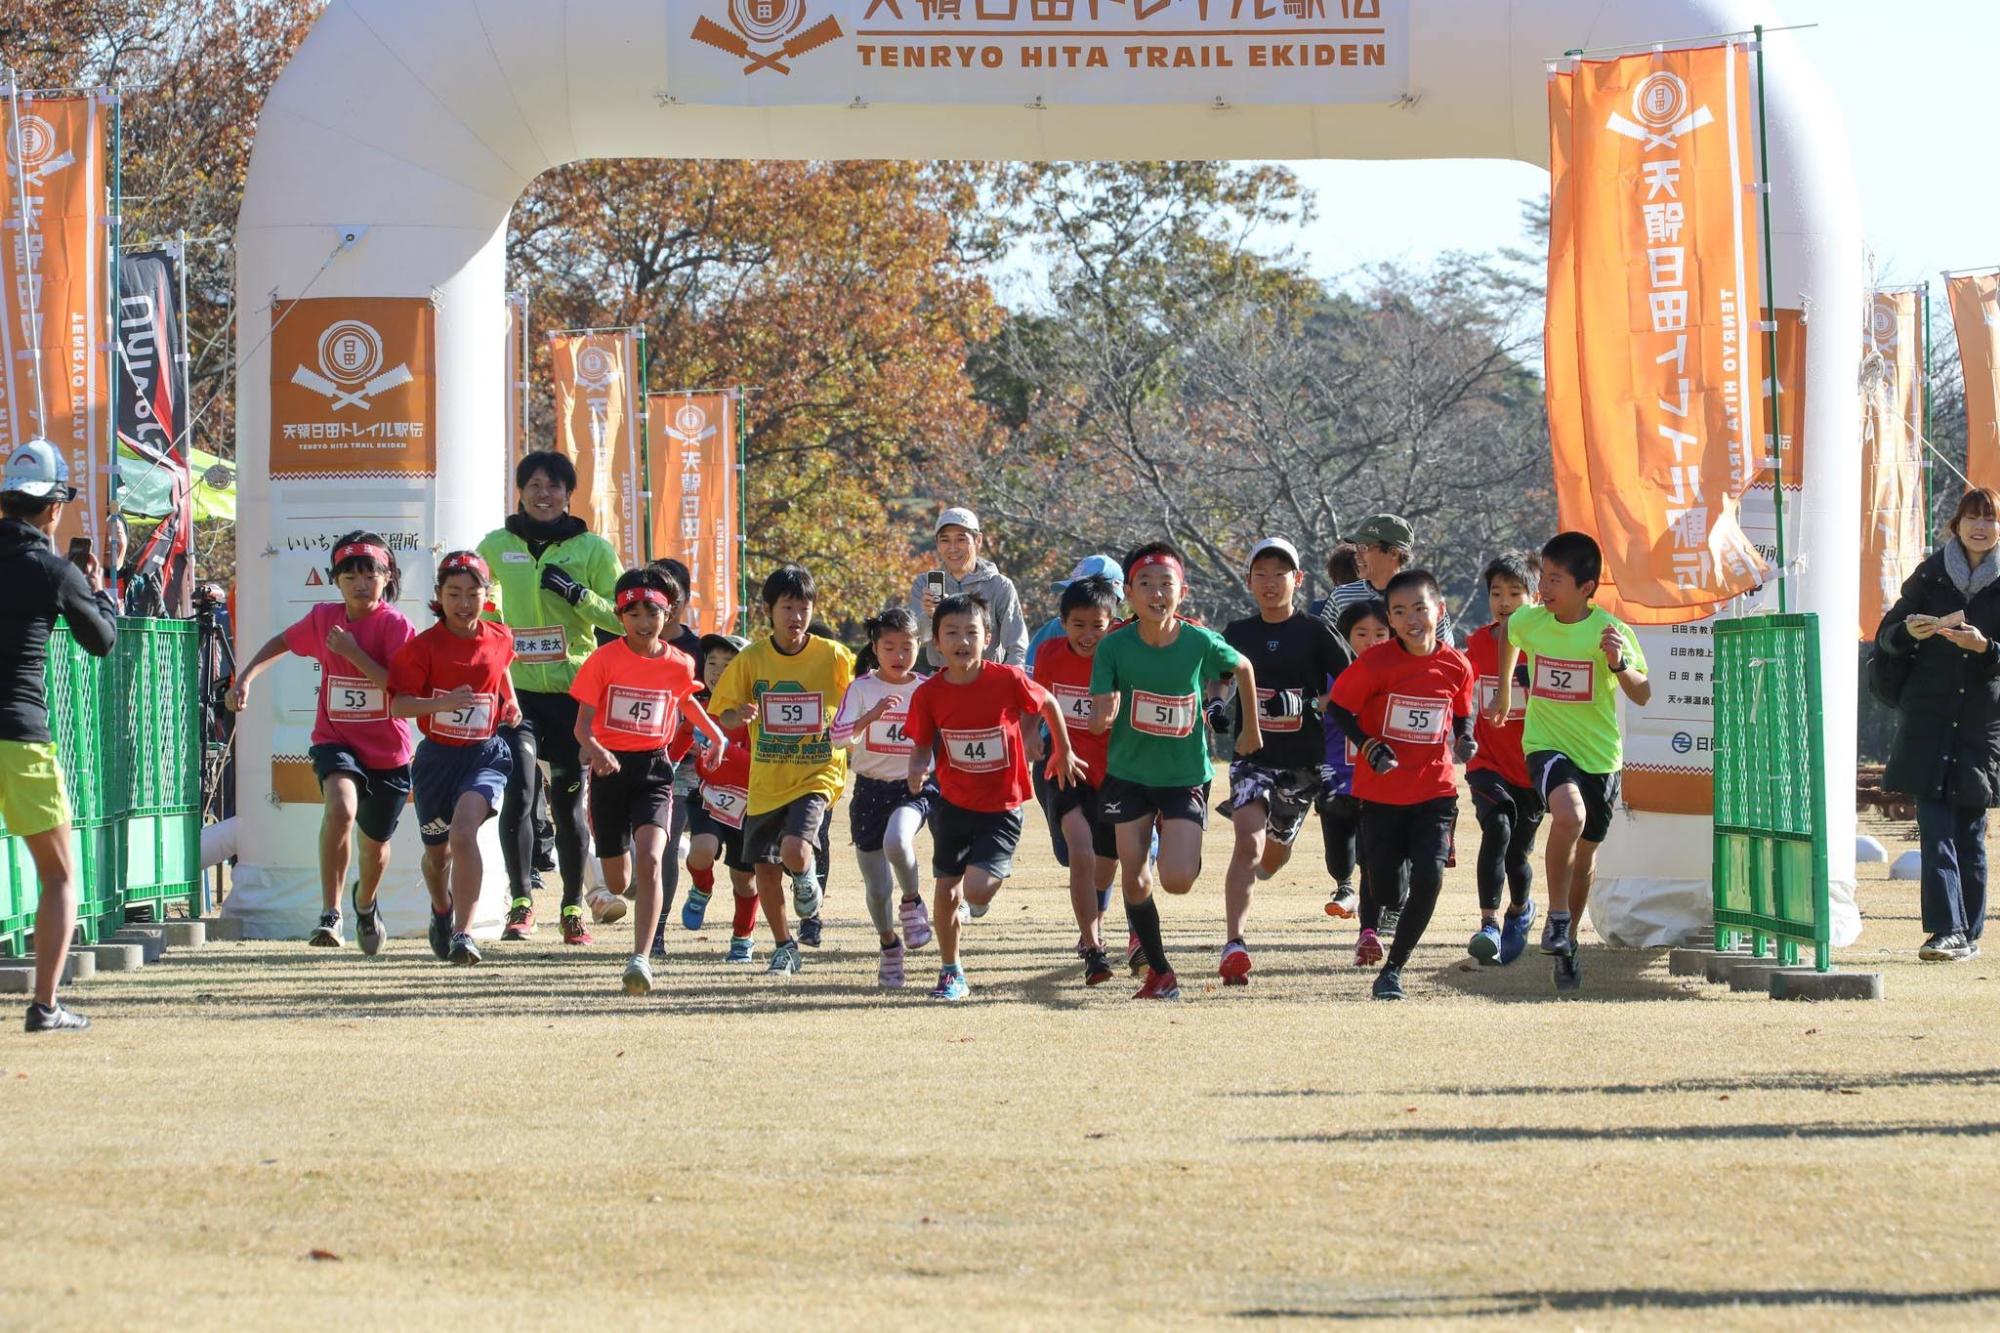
[1328,569,1477,1000]
[387,551,521,967]
[570,567,724,996]
[905,593,1083,1001]
[1463,553,1543,967]
[687,633,762,964]
[1029,574,1122,985]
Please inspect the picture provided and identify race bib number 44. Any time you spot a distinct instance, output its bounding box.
[1382,693,1449,745]
[325,675,387,722]
[512,626,567,664]
[1130,690,1196,738]
[1051,684,1094,731]
[1477,676,1526,721]
[1533,657,1595,703]
[763,692,825,736]
[606,686,670,739]
[943,727,1008,773]
[433,691,497,741]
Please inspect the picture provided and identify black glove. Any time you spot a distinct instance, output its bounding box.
[1361,737,1398,775]
[1453,734,1478,764]
[1205,698,1232,736]
[1261,688,1303,719]
[539,564,585,606]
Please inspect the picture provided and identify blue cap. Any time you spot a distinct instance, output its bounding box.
[1052,554,1123,590]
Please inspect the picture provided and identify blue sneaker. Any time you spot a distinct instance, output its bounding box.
[798,913,824,948]
[725,935,757,964]
[1499,900,1537,965]
[1468,922,1503,965]
[930,966,970,1001]
[767,939,802,975]
[681,888,711,932]
[428,909,453,961]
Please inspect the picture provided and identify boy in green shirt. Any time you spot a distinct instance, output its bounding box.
[1489,531,1651,992]
[1089,541,1262,1001]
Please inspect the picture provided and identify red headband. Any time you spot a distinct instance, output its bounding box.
[616,586,672,612]
[437,552,491,584]
[332,542,391,568]
[1128,552,1185,581]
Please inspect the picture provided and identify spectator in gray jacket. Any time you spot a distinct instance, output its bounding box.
[908,507,1030,667]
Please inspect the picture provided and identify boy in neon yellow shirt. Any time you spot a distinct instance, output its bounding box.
[1490,531,1651,993]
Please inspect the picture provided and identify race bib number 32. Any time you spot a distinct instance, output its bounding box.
[1533,656,1594,703]
[325,675,387,722]
[703,784,747,829]
[763,692,825,736]
[606,685,670,739]
[433,691,497,741]
[1382,693,1449,745]
[1130,690,1196,738]
[943,727,1008,773]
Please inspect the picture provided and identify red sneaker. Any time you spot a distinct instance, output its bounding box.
[1125,932,1147,977]
[502,901,535,941]
[1219,941,1252,986]
[561,912,593,946]
[1354,927,1384,967]
[1133,968,1181,1001]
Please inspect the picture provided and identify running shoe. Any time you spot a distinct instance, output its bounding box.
[354,890,386,958]
[1372,965,1405,1001]
[309,910,343,948]
[650,922,669,961]
[900,897,933,951]
[1920,932,1973,961]
[930,966,969,1001]
[1498,899,1537,966]
[24,1001,89,1032]
[561,909,593,947]
[969,899,989,919]
[502,898,536,941]
[622,954,654,996]
[1540,914,1572,957]
[1553,942,1581,993]
[1132,968,1181,1001]
[1219,939,1253,986]
[1468,922,1503,965]
[428,908,453,961]
[798,913,824,949]
[1380,906,1402,942]
[956,898,972,924]
[1325,883,1357,919]
[1126,932,1147,977]
[879,940,906,988]
[681,888,711,932]
[449,932,481,967]
[1083,948,1114,986]
[790,868,822,919]
[587,889,627,925]
[725,935,757,965]
[1354,927,1384,968]
[1970,939,1985,959]
[767,938,803,975]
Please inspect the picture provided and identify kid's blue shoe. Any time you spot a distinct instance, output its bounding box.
[1468,922,1503,965]
[929,966,970,1001]
[681,888,711,932]
[1499,900,1537,965]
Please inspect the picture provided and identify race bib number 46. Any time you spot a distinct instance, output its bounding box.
[1130,690,1196,738]
[512,626,567,664]
[866,711,913,756]
[763,692,825,736]
[1477,676,1526,721]
[1533,656,1594,703]
[325,675,387,722]
[433,691,497,741]
[606,685,670,739]
[943,727,1008,773]
[1382,693,1449,745]
[1051,684,1094,731]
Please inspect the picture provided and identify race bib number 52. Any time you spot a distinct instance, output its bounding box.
[1533,656,1594,703]
[943,727,1008,773]
[763,692,824,736]
[1130,690,1195,738]
[1382,693,1449,745]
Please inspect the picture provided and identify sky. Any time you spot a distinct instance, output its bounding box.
[1264,0,1989,291]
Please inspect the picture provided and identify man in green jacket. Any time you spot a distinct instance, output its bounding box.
[477,451,623,944]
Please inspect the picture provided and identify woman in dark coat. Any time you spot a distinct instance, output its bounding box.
[1875,487,2000,960]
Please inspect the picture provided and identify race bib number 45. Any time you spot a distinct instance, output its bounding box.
[1130,690,1196,738]
[1477,676,1526,721]
[1533,656,1594,703]
[942,727,1008,773]
[325,675,387,722]
[512,626,567,664]
[433,691,497,741]
[1382,693,1449,745]
[1051,684,1094,731]
[606,685,670,739]
[763,692,825,736]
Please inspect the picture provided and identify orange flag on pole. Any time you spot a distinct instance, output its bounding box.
[1859,289,1926,639]
[550,330,643,568]
[1946,271,2000,495]
[646,392,739,636]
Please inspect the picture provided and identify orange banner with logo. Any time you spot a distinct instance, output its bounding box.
[1947,272,2000,494]
[503,292,527,514]
[551,330,642,569]
[269,298,436,480]
[1759,308,1806,490]
[1557,44,1769,612]
[647,392,739,636]
[1860,290,1926,639]
[0,93,108,550]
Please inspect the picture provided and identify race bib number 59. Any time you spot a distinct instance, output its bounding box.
[763,692,824,736]
[1382,693,1449,745]
[942,727,1008,773]
[1533,656,1594,703]
[1130,690,1195,738]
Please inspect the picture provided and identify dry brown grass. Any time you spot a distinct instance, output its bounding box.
[3,799,1997,1329]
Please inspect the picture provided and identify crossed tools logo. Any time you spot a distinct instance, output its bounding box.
[291,319,413,412]
[574,343,620,390]
[668,401,717,444]
[1606,71,1715,149]
[5,113,73,186]
[691,0,845,76]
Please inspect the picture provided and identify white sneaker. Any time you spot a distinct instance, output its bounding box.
[878,941,906,988]
[790,868,823,918]
[900,897,933,951]
[622,954,654,995]
[955,898,972,924]
[588,889,628,925]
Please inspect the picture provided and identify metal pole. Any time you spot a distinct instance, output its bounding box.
[636,325,651,564]
[1921,282,1937,545]
[1753,26,1788,613]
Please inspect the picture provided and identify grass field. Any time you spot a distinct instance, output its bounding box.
[3,798,1998,1329]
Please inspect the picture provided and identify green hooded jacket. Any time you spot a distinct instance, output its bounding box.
[476,513,623,694]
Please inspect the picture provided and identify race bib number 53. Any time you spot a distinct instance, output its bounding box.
[1533,656,1594,703]
[1130,690,1195,738]
[763,692,825,736]
[1382,693,1449,745]
[325,675,387,722]
[943,727,1008,773]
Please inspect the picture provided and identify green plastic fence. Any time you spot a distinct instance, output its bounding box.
[1711,612,1830,971]
[0,618,202,957]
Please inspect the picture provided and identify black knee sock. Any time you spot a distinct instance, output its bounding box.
[1126,895,1170,974]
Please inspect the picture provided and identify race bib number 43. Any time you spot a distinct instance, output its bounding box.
[763,692,825,736]
[1130,690,1196,738]
[433,691,497,741]
[942,727,1008,773]
[325,675,387,722]
[606,686,670,739]
[1382,693,1449,745]
[512,626,567,664]
[1051,684,1094,731]
[1477,676,1526,721]
[1533,656,1594,703]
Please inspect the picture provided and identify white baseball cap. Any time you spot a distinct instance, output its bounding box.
[1247,537,1301,572]
[2,439,76,501]
[935,506,982,536]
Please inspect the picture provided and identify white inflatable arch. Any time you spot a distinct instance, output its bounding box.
[227,0,1860,938]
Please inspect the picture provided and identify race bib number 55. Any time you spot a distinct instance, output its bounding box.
[1382,693,1449,745]
[1130,690,1196,738]
[942,727,1008,773]
[1533,656,1594,703]
[763,692,824,736]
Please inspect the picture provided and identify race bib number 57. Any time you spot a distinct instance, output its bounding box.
[1130,690,1196,738]
[1382,693,1449,745]
[432,691,496,741]
[1533,656,1594,703]
[763,692,824,736]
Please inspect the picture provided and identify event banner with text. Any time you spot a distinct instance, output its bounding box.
[0,93,108,551]
[666,0,1408,106]
[1860,289,1925,640]
[269,298,437,480]
[647,392,739,636]
[550,330,643,569]
[1947,271,2000,495]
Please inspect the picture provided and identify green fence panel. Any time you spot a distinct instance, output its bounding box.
[1711,612,1830,971]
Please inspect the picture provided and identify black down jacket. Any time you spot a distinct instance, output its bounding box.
[1876,547,2000,807]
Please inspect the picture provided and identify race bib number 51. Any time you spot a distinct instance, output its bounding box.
[1130,690,1196,738]
[763,692,824,736]
[1533,656,1594,703]
[1382,693,1449,745]
[943,727,1008,773]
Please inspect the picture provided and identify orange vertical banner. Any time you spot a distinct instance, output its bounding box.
[1545,66,1595,539]
[1565,43,1769,611]
[502,292,526,513]
[0,93,108,551]
[550,330,642,569]
[1860,290,1926,639]
[646,391,739,636]
[1946,271,2000,495]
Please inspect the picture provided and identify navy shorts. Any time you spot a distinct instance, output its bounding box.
[412,737,511,846]
[849,773,936,853]
[1045,776,1117,859]
[1528,750,1620,843]
[588,748,677,858]
[309,743,410,844]
[931,798,1024,882]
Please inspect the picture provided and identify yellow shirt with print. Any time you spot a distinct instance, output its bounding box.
[709,633,857,816]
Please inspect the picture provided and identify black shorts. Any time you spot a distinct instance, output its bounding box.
[1528,750,1620,843]
[1468,768,1546,829]
[1045,776,1118,859]
[931,798,1025,882]
[510,688,582,773]
[588,748,677,857]
[688,802,752,874]
[741,793,831,866]
[309,743,411,844]
[1227,760,1319,846]
[1097,773,1210,829]
[850,773,937,853]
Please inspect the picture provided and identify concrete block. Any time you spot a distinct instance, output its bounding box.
[198,915,241,942]
[79,943,144,972]
[1726,961,1792,992]
[65,950,96,981]
[1770,969,1884,1001]
[1703,952,1770,985]
[0,959,78,992]
[1670,947,1740,977]
[1890,849,1922,881]
[162,921,207,949]
[112,928,167,963]
[1855,835,1888,863]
